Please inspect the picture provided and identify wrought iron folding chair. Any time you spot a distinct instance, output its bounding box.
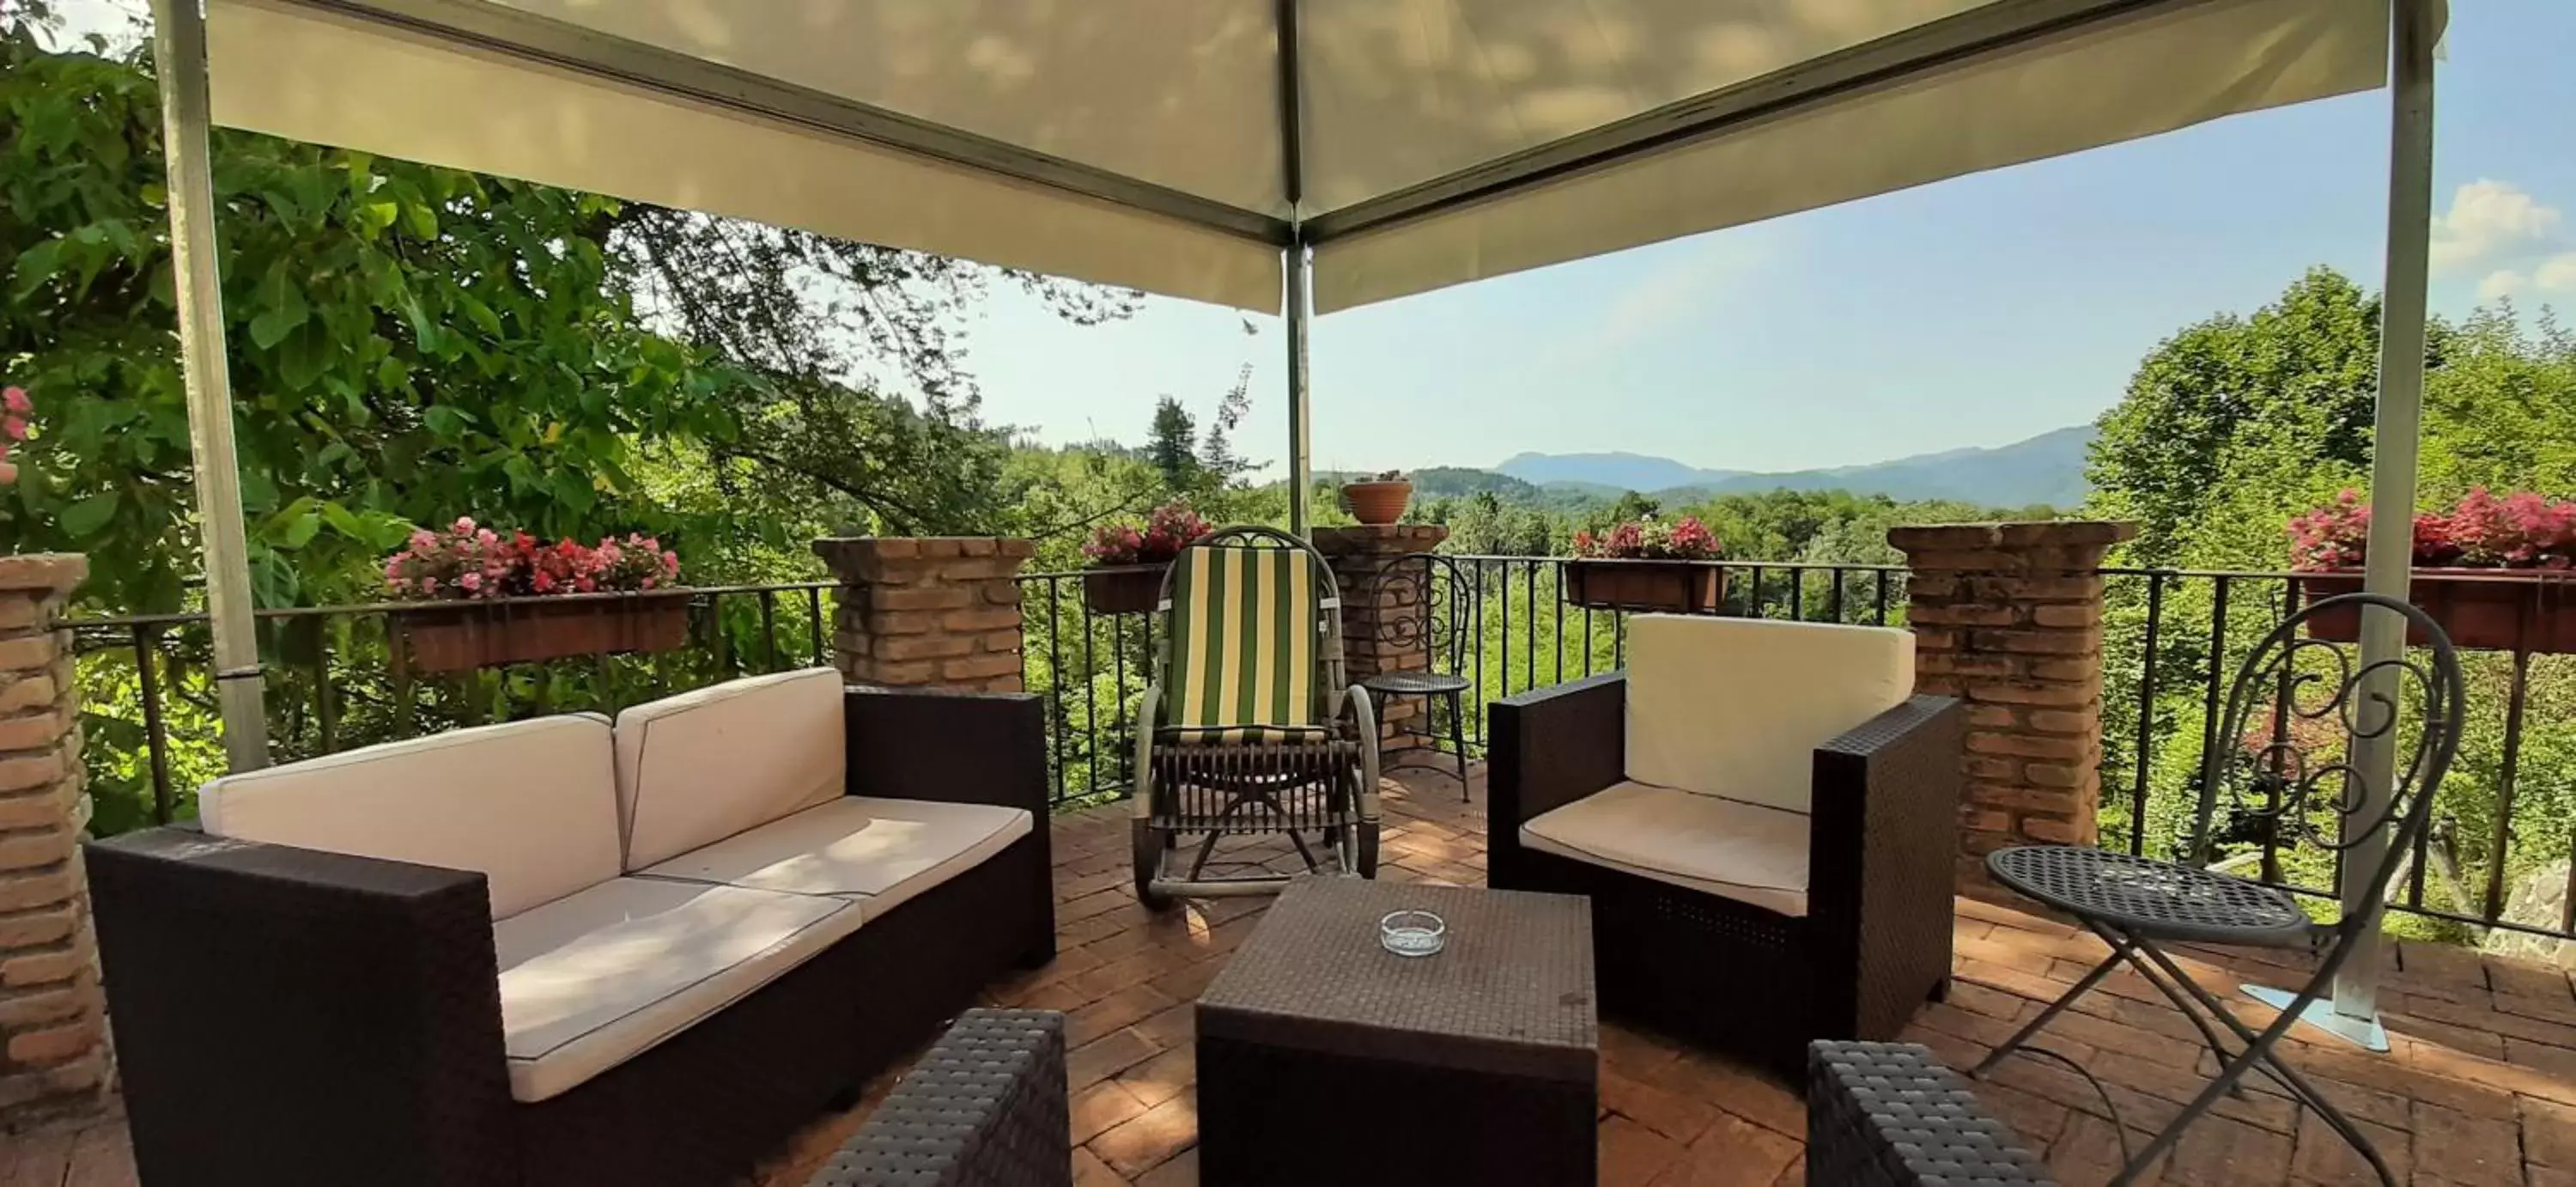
[1350,551,1474,798]
[1130,527,1380,907]
[1973,592,2463,1186]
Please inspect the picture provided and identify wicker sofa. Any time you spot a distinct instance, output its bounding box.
[88,669,1055,1187]
[1488,615,1962,1077]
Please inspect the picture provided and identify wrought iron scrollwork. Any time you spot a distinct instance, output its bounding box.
[2190,593,2464,864]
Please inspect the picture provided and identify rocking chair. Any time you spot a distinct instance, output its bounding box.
[1131,527,1380,907]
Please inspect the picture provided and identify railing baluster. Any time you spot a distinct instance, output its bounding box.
[2195,576,2231,865]
[758,590,779,672]
[1829,569,1845,624]
[1875,569,1891,625]
[1789,567,1805,621]
[2129,572,2164,857]
[2486,646,2534,922]
[312,618,337,756]
[807,586,827,665]
[1046,576,1066,805]
[132,624,174,824]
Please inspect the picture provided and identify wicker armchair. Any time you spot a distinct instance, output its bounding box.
[1487,615,1962,1077]
[808,1009,1070,1187]
[1809,1041,2057,1185]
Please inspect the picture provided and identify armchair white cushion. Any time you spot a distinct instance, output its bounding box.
[1624,615,1914,813]
[197,715,622,919]
[636,795,1031,917]
[492,877,866,1102]
[613,667,848,869]
[1520,782,1811,916]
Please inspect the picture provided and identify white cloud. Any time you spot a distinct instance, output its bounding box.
[2481,251,2576,302]
[2431,180,2563,271]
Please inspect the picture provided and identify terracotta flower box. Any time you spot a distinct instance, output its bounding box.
[1081,565,1169,616]
[396,595,691,673]
[2300,569,2576,654]
[1562,559,1724,613]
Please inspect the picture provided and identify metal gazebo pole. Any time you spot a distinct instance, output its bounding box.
[1275,0,1311,538]
[151,0,270,772]
[1285,242,1312,536]
[2245,0,2437,1050]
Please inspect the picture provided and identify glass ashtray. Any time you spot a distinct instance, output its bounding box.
[1379,909,1447,958]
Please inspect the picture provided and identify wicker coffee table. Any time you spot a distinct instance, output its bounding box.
[1196,878,1597,1185]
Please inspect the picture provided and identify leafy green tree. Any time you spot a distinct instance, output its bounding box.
[1145,397,1200,493]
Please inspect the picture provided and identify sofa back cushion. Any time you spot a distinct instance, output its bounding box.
[613,667,847,869]
[197,715,622,919]
[1625,615,1914,813]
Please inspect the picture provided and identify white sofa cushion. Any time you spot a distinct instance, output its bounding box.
[493,876,866,1103]
[613,667,848,870]
[1520,781,1811,917]
[1625,615,1914,813]
[198,715,620,920]
[636,797,1031,919]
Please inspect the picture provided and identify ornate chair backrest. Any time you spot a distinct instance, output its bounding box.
[2186,592,2464,940]
[1151,527,1349,739]
[1352,551,1473,683]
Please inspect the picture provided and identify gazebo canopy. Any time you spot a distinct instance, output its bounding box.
[206,0,2387,314]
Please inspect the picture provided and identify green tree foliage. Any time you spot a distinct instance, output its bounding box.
[1145,397,1200,493]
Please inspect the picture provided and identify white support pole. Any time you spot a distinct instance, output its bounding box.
[1285,243,1314,537]
[2337,0,2439,1022]
[151,0,270,772]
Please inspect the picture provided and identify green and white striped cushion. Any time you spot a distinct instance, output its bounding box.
[1160,544,1324,745]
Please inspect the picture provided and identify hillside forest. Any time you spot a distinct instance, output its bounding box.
[10,10,2576,952]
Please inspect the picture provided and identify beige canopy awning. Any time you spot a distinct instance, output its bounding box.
[204,0,2389,314]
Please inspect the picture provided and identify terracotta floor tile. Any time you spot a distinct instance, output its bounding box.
[2409,1100,2522,1187]
[1600,1114,1687,1187]
[1648,1113,1800,1187]
[1602,1067,1720,1146]
[1066,1027,1162,1091]
[1070,1080,1150,1144]
[1112,1044,1196,1108]
[1071,1145,1126,1187]
[1087,1092,1198,1180]
[2290,1106,2409,1186]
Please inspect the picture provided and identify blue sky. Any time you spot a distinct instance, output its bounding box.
[965,1,2576,477]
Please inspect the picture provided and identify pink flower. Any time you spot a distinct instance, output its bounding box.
[453,516,475,533]
[459,572,481,592]
[2,417,24,442]
[409,529,437,551]
[1,387,27,414]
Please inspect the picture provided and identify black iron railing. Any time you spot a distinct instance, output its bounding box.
[67,556,2572,946]
[70,582,835,833]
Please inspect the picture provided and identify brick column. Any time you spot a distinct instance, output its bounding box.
[1311,525,1449,747]
[1886,522,2136,898]
[813,538,1034,692]
[0,554,107,1128]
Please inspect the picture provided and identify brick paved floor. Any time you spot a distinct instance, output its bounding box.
[14,765,2561,1186]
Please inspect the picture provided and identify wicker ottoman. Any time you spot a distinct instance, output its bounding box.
[1807,1041,2057,1186]
[1196,879,1597,1186]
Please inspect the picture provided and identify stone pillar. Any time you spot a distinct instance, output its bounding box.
[0,554,108,1129]
[1886,522,2136,898]
[1312,525,1449,747]
[813,538,1034,692]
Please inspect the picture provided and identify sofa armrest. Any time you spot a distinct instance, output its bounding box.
[843,685,1048,818]
[810,1008,1070,1187]
[1807,1041,2057,1185]
[1807,695,1965,1038]
[1488,673,1625,832]
[87,827,515,1187]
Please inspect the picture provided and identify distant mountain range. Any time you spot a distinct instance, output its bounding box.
[1490,426,2095,508]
